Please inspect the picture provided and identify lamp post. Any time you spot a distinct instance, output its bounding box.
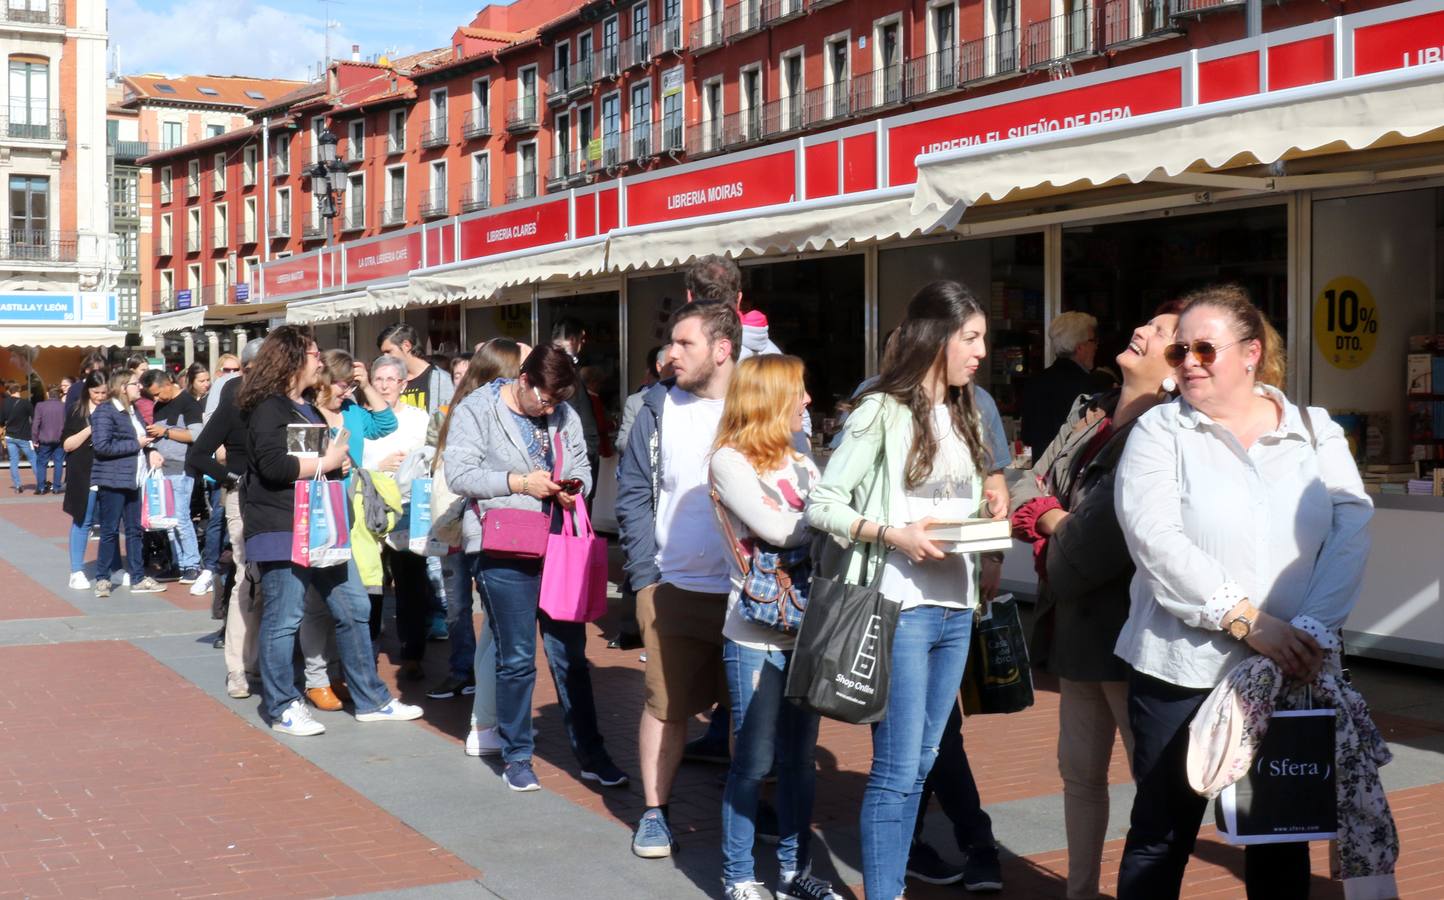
[308,128,349,246]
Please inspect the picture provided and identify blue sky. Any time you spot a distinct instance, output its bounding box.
[111,0,497,81]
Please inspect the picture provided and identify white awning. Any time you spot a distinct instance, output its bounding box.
[407,239,609,306]
[912,63,1444,220]
[285,290,391,325]
[1,325,131,349]
[138,306,206,341]
[606,190,923,273]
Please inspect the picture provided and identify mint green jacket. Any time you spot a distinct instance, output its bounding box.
[806,393,981,586]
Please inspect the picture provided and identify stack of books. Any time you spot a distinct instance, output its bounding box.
[925,518,1014,554]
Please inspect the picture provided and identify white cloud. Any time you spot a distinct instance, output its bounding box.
[110,0,356,81]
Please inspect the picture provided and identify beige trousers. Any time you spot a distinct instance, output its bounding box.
[1058,677,1135,900]
[221,486,259,680]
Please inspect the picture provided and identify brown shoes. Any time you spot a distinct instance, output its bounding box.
[306,685,344,711]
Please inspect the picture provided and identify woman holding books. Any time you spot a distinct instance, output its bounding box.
[240,325,421,737]
[1008,301,1180,900]
[806,280,1003,900]
[1112,285,1373,897]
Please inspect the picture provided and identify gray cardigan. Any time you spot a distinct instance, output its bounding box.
[441,379,592,554]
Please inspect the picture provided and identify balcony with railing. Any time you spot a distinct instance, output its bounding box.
[620,122,657,163]
[271,213,291,237]
[1172,0,1244,16]
[505,175,537,204]
[461,106,492,140]
[301,214,326,240]
[546,151,575,189]
[380,199,407,226]
[546,67,571,105]
[420,115,449,149]
[0,230,77,262]
[722,0,762,41]
[155,232,174,257]
[198,283,228,307]
[109,140,155,163]
[620,31,650,71]
[690,12,724,54]
[505,96,540,132]
[211,224,229,249]
[340,202,365,232]
[598,45,621,80]
[460,179,491,212]
[566,57,594,97]
[387,131,406,155]
[419,187,448,218]
[658,117,684,154]
[237,218,258,244]
[153,289,175,312]
[804,0,842,9]
[597,134,622,170]
[802,83,853,126]
[720,107,769,148]
[959,29,1020,84]
[0,1,63,26]
[271,151,290,176]
[685,117,726,157]
[902,47,965,100]
[1104,0,1181,47]
[761,0,804,26]
[850,65,907,115]
[651,19,685,56]
[186,175,201,199]
[185,230,201,253]
[345,139,363,162]
[1024,7,1098,70]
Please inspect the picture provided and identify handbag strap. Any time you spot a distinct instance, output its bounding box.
[708,475,753,578]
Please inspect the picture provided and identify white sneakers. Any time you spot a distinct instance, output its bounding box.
[225,672,251,699]
[188,569,215,596]
[272,699,326,736]
[465,726,503,757]
[68,571,91,590]
[355,699,423,723]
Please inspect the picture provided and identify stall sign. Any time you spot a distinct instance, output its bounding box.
[0,292,116,324]
[1314,276,1379,370]
[176,290,192,309]
[263,254,321,300]
[345,231,420,287]
[1353,7,1444,75]
[886,67,1184,186]
[625,149,796,227]
[459,198,570,259]
[234,283,250,303]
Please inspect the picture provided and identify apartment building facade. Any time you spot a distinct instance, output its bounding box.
[0,0,117,350]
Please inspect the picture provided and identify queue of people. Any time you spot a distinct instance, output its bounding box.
[10,248,1388,900]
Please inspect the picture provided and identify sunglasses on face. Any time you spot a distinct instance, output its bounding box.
[1164,339,1241,368]
[220,366,240,374]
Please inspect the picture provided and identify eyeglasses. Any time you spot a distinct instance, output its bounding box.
[1163,339,1241,368]
[305,350,321,359]
[531,384,558,412]
[220,366,240,374]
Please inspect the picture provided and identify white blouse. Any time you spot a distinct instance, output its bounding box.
[1113,386,1373,689]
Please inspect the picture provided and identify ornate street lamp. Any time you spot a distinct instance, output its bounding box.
[308,128,349,245]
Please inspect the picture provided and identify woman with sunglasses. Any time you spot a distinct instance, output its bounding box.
[443,343,626,793]
[1113,285,1372,898]
[90,369,166,597]
[239,325,421,737]
[1008,301,1181,900]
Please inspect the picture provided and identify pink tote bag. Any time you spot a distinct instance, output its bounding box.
[538,496,609,623]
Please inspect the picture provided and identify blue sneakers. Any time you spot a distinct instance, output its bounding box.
[502,760,541,792]
[631,807,677,859]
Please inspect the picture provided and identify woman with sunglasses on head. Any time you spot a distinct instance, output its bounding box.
[1113,285,1372,898]
[1008,302,1181,900]
[807,280,1003,900]
[240,325,421,737]
[90,369,166,597]
[443,343,626,794]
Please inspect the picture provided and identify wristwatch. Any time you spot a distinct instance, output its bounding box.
[1227,609,1255,640]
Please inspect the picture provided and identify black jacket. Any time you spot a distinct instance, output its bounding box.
[1021,357,1095,461]
[187,377,248,484]
[241,394,343,542]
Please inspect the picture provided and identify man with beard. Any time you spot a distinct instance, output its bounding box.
[615,300,741,859]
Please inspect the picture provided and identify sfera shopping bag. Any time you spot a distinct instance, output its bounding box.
[292,475,352,568]
[141,470,179,530]
[406,476,441,554]
[1215,708,1338,844]
[961,594,1035,716]
[538,497,609,623]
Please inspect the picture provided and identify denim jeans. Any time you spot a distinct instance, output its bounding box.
[202,481,226,573]
[96,486,144,583]
[1118,669,1310,900]
[6,437,37,489]
[470,552,607,767]
[471,617,498,729]
[35,443,63,490]
[721,640,822,887]
[68,488,97,573]
[446,556,476,679]
[861,604,973,900]
[912,693,995,851]
[164,473,201,570]
[256,560,393,721]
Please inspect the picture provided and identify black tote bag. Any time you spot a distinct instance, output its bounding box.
[961,594,1036,716]
[785,540,899,725]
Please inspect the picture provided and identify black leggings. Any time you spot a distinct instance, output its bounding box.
[382,547,434,662]
[1117,668,1309,900]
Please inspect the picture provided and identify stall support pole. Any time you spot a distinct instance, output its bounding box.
[206,331,219,368]
[864,245,879,379]
[618,277,631,397]
[1044,224,1065,362]
[182,332,194,368]
[234,327,249,359]
[530,287,541,348]
[1290,191,1312,405]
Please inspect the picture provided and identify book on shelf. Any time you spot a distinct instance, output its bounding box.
[1408,353,1433,394]
[925,518,1014,554]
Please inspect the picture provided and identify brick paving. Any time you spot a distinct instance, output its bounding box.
[4,490,1444,897]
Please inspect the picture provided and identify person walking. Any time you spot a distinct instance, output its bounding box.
[616,300,741,857]
[239,325,421,737]
[1113,285,1372,899]
[806,280,997,900]
[1021,311,1099,461]
[711,354,841,900]
[1008,303,1181,900]
[90,369,165,597]
[443,343,626,793]
[142,370,204,583]
[61,371,108,589]
[4,381,38,493]
[32,386,66,494]
[188,360,226,598]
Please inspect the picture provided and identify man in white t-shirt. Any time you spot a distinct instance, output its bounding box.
[615,300,741,859]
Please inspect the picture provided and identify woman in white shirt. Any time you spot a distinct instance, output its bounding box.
[365,354,436,680]
[807,280,1001,900]
[1113,285,1372,898]
[710,354,840,900]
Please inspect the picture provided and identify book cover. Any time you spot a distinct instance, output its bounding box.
[286,423,330,458]
[1408,354,1433,394]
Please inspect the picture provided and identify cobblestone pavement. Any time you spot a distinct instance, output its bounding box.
[1,490,1442,898]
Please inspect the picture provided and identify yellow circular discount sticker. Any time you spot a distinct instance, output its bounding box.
[1314,276,1379,370]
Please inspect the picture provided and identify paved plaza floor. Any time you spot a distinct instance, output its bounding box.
[1,489,1442,898]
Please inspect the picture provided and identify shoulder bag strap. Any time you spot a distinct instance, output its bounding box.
[708,473,753,577]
